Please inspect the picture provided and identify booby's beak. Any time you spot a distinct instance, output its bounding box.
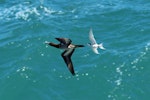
[45,41,50,44]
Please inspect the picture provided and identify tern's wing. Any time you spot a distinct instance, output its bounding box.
[61,49,75,75]
[89,28,97,44]
[92,47,99,54]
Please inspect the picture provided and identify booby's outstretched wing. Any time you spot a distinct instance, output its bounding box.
[55,38,72,46]
[61,48,75,75]
[89,29,97,45]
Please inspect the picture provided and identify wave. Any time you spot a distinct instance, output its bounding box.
[0,0,149,23]
[0,2,62,22]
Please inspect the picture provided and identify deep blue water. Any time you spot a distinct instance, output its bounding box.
[0,0,150,100]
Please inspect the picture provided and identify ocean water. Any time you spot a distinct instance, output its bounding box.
[0,0,150,100]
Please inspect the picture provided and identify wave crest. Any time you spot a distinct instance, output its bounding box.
[0,3,56,21]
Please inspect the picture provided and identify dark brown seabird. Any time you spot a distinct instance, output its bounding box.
[45,38,84,75]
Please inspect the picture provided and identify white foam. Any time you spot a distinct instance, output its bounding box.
[41,53,44,56]
[116,67,123,75]
[16,66,30,72]
[0,3,57,21]
[76,78,80,80]
[131,42,150,66]
[85,73,89,76]
[43,6,55,14]
[115,78,122,86]
[59,75,63,78]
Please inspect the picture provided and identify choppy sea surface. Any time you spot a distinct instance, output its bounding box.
[0,0,150,100]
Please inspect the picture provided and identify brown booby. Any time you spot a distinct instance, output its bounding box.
[45,38,84,75]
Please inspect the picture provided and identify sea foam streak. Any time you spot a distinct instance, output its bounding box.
[0,3,56,21]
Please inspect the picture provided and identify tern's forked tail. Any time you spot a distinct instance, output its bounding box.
[98,43,105,50]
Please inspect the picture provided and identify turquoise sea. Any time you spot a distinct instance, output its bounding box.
[0,0,150,100]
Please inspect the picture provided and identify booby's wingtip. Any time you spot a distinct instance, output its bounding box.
[72,72,76,76]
